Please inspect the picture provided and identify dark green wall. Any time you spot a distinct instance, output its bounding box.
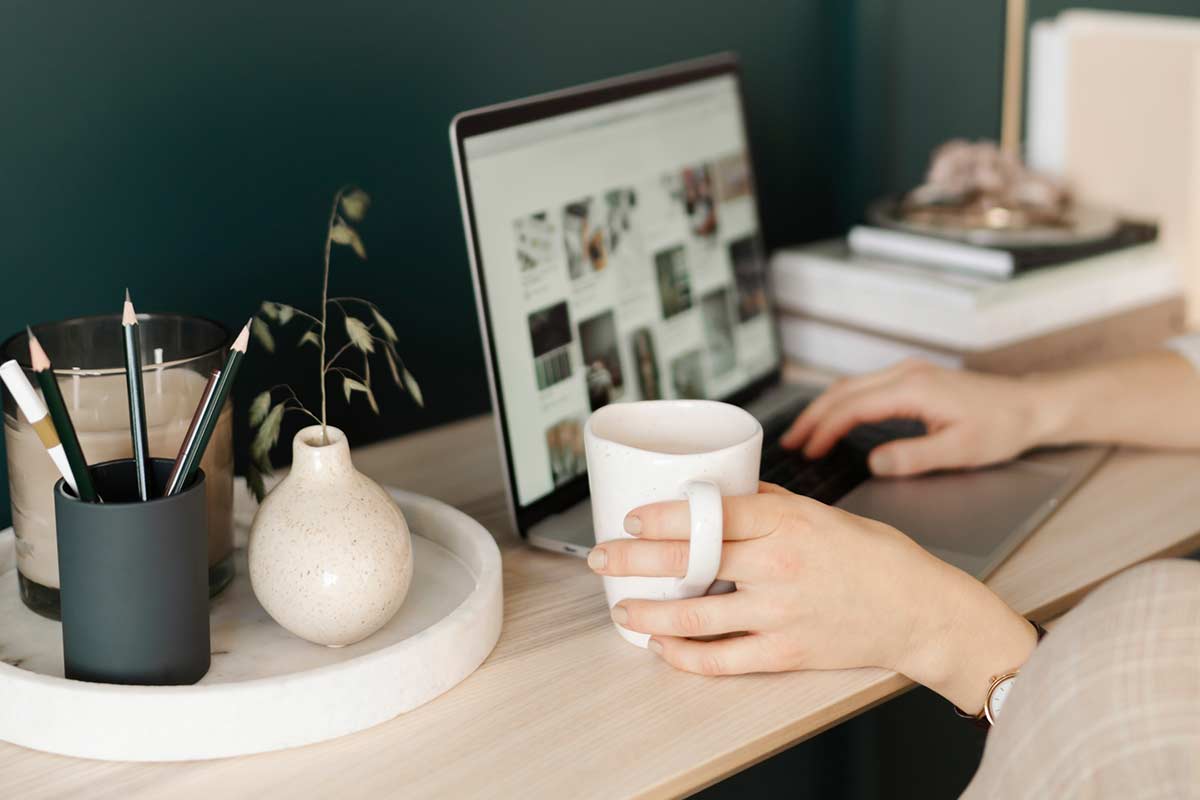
[0,1,836,528]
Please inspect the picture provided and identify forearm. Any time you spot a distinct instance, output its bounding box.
[1024,349,1200,450]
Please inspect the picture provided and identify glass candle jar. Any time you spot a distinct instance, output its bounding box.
[2,314,235,619]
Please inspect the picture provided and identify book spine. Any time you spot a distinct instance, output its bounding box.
[848,226,1015,278]
[778,316,963,375]
[769,251,978,349]
[963,295,1186,374]
[779,296,1185,376]
[1026,19,1068,175]
[770,246,1179,350]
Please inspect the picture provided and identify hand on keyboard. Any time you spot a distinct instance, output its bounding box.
[759,400,924,503]
[779,360,1046,477]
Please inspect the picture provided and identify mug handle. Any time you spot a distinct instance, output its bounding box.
[674,480,723,596]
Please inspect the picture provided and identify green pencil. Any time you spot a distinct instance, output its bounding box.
[165,319,250,497]
[27,326,98,502]
[122,289,152,501]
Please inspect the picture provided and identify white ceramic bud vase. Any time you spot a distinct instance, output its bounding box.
[248,425,414,647]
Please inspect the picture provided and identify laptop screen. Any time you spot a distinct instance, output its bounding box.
[460,71,779,511]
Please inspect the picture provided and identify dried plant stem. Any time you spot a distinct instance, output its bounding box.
[287,308,323,326]
[268,384,323,426]
[324,340,355,371]
[319,187,349,444]
[285,404,323,426]
[327,365,367,382]
[329,296,385,313]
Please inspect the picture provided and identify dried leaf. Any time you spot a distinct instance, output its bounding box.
[248,449,274,502]
[299,329,321,348]
[246,463,265,502]
[251,317,275,353]
[384,345,402,387]
[403,368,424,408]
[340,189,371,222]
[250,403,284,460]
[330,223,366,259]
[276,304,294,325]
[366,386,380,415]
[329,222,354,245]
[370,306,397,342]
[249,390,272,426]
[342,376,368,403]
[256,449,274,476]
[344,316,375,353]
[259,302,279,321]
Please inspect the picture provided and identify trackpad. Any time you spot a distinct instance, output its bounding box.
[835,460,1071,560]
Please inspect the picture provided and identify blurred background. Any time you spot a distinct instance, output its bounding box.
[3,1,1200,794]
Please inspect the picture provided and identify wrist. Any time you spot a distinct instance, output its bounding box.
[1018,372,1078,448]
[895,560,1037,713]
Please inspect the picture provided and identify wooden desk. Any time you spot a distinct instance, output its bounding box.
[4,414,1200,799]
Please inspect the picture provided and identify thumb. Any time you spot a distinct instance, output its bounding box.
[868,428,968,477]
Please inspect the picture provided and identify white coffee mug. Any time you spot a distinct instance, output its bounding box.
[584,400,762,647]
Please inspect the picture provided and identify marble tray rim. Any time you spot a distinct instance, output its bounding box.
[0,489,491,692]
[0,487,504,760]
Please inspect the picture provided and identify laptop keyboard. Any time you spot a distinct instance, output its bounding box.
[758,399,926,505]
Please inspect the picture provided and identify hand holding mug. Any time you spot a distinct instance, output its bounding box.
[588,483,1039,715]
[584,400,761,647]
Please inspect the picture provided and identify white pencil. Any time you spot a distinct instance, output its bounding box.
[0,359,78,493]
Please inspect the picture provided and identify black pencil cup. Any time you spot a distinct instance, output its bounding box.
[54,458,211,685]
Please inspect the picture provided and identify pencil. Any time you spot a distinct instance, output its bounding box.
[165,319,250,496]
[0,359,78,494]
[122,289,153,501]
[164,367,220,495]
[27,326,99,502]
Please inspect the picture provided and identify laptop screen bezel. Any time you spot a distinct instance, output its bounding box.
[450,52,782,536]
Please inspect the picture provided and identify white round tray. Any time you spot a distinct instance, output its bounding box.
[0,487,503,761]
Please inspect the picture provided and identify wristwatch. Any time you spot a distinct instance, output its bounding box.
[981,671,1019,725]
[955,619,1047,727]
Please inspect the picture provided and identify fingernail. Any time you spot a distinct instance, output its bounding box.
[587,548,607,571]
[869,450,895,475]
[648,638,664,655]
[624,515,642,536]
[610,605,629,625]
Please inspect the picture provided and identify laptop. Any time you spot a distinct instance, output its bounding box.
[449,53,1109,579]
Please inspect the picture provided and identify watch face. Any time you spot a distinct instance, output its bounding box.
[986,676,1017,723]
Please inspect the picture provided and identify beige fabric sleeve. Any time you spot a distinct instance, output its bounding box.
[963,559,1200,799]
[1165,333,1200,372]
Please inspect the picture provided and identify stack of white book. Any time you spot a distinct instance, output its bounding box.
[770,239,1184,375]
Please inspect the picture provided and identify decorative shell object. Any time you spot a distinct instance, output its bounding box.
[249,425,414,647]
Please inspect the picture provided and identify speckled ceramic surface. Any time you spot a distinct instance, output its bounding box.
[249,426,414,647]
[584,401,761,647]
[0,483,502,761]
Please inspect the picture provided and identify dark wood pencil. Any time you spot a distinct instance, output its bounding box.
[122,290,152,501]
[166,320,249,497]
[28,326,99,502]
[164,368,220,496]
